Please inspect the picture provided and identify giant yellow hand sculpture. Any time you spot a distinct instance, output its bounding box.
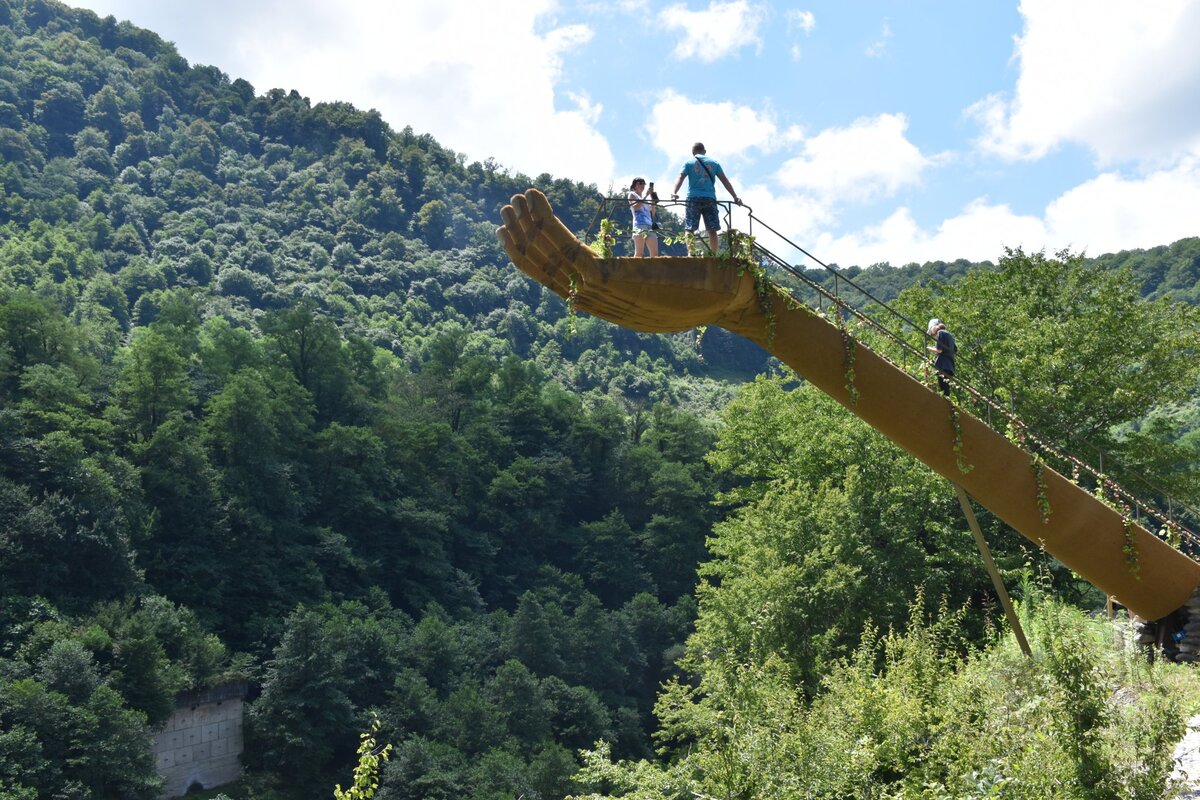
[497,188,761,334]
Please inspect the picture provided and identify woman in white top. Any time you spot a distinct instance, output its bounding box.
[627,178,659,257]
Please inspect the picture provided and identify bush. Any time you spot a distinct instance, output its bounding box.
[573,594,1200,799]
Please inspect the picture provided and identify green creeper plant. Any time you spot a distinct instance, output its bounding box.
[948,403,973,475]
[1030,453,1050,523]
[1092,477,1141,579]
[839,318,859,407]
[565,273,580,337]
[333,716,392,800]
[1006,421,1050,523]
[1122,516,1141,581]
[588,218,617,258]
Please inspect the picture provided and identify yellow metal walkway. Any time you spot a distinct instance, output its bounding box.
[497,188,1200,621]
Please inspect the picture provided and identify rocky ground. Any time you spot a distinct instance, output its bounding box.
[1173,714,1200,797]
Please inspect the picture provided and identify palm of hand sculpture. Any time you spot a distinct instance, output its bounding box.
[496,188,759,334]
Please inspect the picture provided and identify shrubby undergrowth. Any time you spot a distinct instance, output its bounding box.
[574,594,1200,800]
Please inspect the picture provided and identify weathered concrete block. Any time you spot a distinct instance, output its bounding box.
[152,682,249,798]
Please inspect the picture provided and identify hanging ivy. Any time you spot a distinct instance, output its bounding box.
[948,404,973,475]
[1122,515,1141,580]
[758,279,777,349]
[1163,520,1183,549]
[565,273,580,337]
[1007,422,1048,522]
[588,218,617,258]
[839,317,859,406]
[1030,453,1050,523]
[1094,477,1141,578]
[724,231,780,348]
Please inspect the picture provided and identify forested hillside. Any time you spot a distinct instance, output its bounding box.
[0,2,734,796]
[2,1,1200,799]
[798,236,1200,306]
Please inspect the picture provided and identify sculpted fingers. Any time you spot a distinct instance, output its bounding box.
[498,188,728,333]
[498,202,527,254]
[499,194,574,299]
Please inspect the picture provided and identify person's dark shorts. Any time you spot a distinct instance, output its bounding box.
[684,198,720,231]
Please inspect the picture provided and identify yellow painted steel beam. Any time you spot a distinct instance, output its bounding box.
[497,188,1200,621]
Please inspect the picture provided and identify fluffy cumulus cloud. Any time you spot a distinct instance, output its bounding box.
[71,0,615,185]
[815,201,1047,268]
[777,113,935,203]
[646,89,800,165]
[1042,158,1200,254]
[658,0,768,62]
[806,158,1200,267]
[969,0,1200,164]
[755,185,834,233]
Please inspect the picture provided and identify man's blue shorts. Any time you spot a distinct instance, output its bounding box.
[684,198,720,232]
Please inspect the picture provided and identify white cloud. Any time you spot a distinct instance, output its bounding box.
[733,185,836,268]
[742,184,834,235]
[732,193,1044,269]
[787,8,814,60]
[71,0,615,186]
[865,19,892,58]
[647,90,800,166]
[791,158,1200,267]
[659,0,768,62]
[970,0,1200,163]
[787,9,816,34]
[1043,158,1200,254]
[815,201,1047,268]
[241,4,614,183]
[777,113,935,203]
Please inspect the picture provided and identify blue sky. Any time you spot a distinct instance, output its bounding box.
[69,0,1200,267]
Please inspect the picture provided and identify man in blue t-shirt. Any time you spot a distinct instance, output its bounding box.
[670,142,742,254]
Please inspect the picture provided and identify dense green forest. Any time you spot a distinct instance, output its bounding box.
[796,234,1200,306]
[1,1,1200,799]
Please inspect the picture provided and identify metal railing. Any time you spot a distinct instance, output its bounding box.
[581,195,748,253]
[580,193,1200,552]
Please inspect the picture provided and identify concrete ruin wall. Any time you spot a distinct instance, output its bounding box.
[152,682,248,797]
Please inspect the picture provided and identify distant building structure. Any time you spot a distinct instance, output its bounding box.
[152,682,249,797]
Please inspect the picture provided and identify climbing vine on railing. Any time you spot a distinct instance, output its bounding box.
[1030,453,1050,523]
[1093,477,1141,578]
[839,319,859,407]
[588,218,617,258]
[1007,422,1050,523]
[1162,520,1183,549]
[724,231,781,348]
[565,273,580,337]
[948,403,973,475]
[759,278,777,349]
[1123,516,1141,580]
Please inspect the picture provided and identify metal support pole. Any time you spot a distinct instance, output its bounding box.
[953,483,1032,657]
